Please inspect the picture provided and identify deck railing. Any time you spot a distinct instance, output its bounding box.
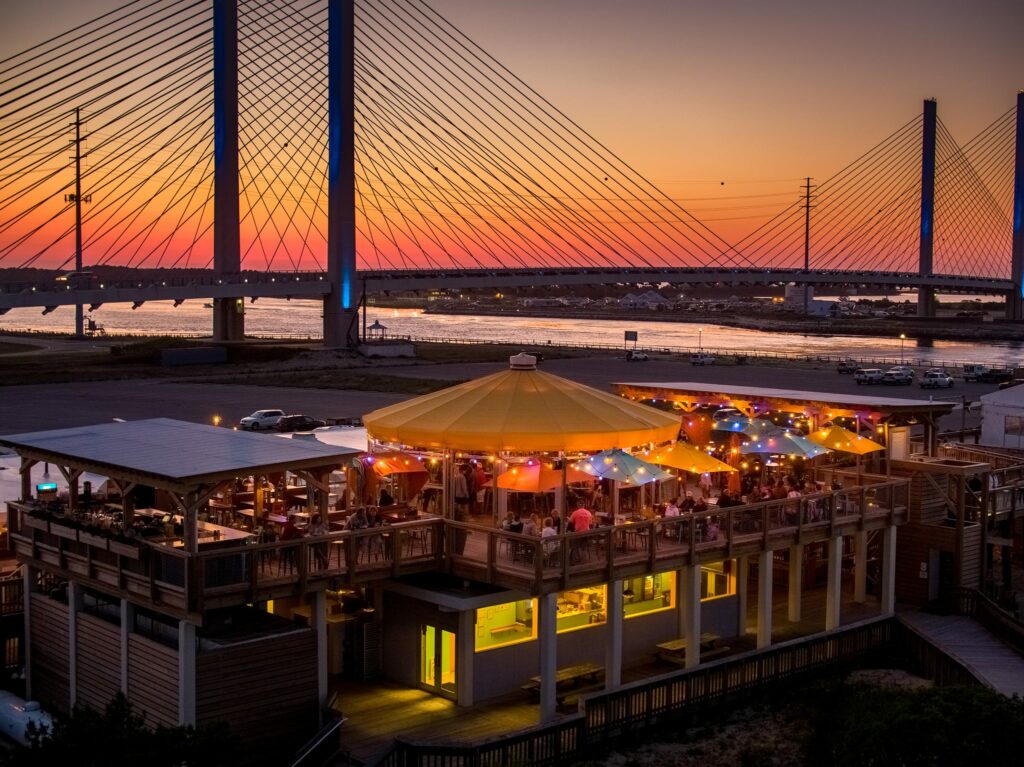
[7,476,908,612]
[375,615,972,767]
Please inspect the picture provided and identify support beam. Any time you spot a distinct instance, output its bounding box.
[538,592,558,722]
[120,599,133,695]
[736,556,749,635]
[312,590,328,722]
[68,581,82,707]
[19,458,35,502]
[880,525,897,615]
[825,536,842,631]
[178,620,197,726]
[605,579,623,687]
[918,98,937,318]
[1010,91,1024,320]
[788,544,803,623]
[456,609,475,707]
[325,0,359,348]
[23,566,35,700]
[853,530,868,604]
[212,0,243,342]
[756,550,772,649]
[681,565,701,669]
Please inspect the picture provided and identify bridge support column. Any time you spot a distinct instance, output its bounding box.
[605,579,623,687]
[756,550,772,649]
[880,525,897,616]
[853,530,868,604]
[212,0,243,341]
[538,592,558,722]
[787,543,803,623]
[825,535,843,631]
[917,99,937,318]
[1008,91,1024,320]
[325,0,359,348]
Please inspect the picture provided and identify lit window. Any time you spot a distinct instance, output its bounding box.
[623,571,675,618]
[556,586,607,633]
[474,599,536,651]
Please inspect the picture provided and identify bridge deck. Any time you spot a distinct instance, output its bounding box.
[898,610,1024,696]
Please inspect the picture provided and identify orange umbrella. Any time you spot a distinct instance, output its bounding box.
[496,461,594,493]
[644,441,736,474]
[369,451,428,476]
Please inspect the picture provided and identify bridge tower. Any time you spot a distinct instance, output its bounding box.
[1008,91,1024,320]
[917,99,937,318]
[323,0,360,348]
[212,0,244,342]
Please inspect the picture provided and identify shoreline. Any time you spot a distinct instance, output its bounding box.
[421,304,1024,343]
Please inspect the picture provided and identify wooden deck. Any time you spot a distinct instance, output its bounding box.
[898,611,1024,697]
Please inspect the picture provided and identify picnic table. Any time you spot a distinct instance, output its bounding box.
[522,661,604,705]
[656,633,729,664]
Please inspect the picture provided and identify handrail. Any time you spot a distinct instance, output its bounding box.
[951,587,1024,657]
[287,715,345,767]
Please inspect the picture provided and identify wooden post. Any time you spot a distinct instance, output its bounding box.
[605,579,623,687]
[178,620,197,726]
[312,590,328,724]
[825,535,842,631]
[756,550,772,649]
[538,592,558,722]
[736,556,749,636]
[68,581,82,707]
[682,564,701,669]
[457,608,475,707]
[19,458,35,501]
[120,598,133,694]
[788,543,803,622]
[880,525,897,615]
[853,530,867,603]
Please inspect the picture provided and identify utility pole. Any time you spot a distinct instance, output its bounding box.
[802,177,816,314]
[64,107,92,338]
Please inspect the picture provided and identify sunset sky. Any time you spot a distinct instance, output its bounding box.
[1,0,1021,272]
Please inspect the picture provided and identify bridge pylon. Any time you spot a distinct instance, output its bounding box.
[917,99,937,318]
[323,0,359,348]
[1008,91,1024,321]
[212,0,244,342]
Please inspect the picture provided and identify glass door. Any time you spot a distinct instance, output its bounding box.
[419,624,457,699]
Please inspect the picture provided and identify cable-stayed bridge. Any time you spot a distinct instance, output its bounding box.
[0,0,1021,343]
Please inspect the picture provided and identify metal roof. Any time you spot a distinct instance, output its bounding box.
[0,418,359,489]
[612,382,957,413]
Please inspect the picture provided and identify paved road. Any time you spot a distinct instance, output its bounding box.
[0,380,407,436]
[0,356,994,436]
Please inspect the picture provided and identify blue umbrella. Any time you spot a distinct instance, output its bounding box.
[712,416,783,439]
[740,431,830,459]
[574,449,673,486]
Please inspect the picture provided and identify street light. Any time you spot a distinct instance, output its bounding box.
[899,333,906,364]
[698,327,703,351]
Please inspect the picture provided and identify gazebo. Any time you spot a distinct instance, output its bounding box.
[362,353,680,518]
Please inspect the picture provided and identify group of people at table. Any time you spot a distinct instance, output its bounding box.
[495,473,841,554]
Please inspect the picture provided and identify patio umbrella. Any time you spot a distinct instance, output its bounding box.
[740,431,830,459]
[363,353,679,453]
[643,441,736,474]
[496,460,594,493]
[574,449,673,486]
[806,425,884,455]
[368,451,428,476]
[712,417,783,440]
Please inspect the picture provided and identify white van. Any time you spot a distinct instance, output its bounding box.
[854,368,884,384]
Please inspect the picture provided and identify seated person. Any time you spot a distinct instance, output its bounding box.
[664,498,681,517]
[379,488,394,507]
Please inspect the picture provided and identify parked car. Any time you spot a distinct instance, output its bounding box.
[625,349,649,362]
[920,371,954,389]
[854,368,884,384]
[238,409,285,430]
[712,407,744,422]
[690,352,715,366]
[275,414,327,432]
[837,359,859,374]
[882,369,914,385]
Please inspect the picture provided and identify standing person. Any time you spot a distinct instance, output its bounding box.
[473,462,488,515]
[463,464,478,516]
[307,515,330,569]
[523,513,541,537]
[699,472,713,498]
[551,509,564,533]
[453,465,470,518]
[568,505,593,533]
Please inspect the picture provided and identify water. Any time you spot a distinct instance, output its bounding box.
[2,299,1021,366]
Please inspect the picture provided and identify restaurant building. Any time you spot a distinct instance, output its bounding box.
[1,367,963,760]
